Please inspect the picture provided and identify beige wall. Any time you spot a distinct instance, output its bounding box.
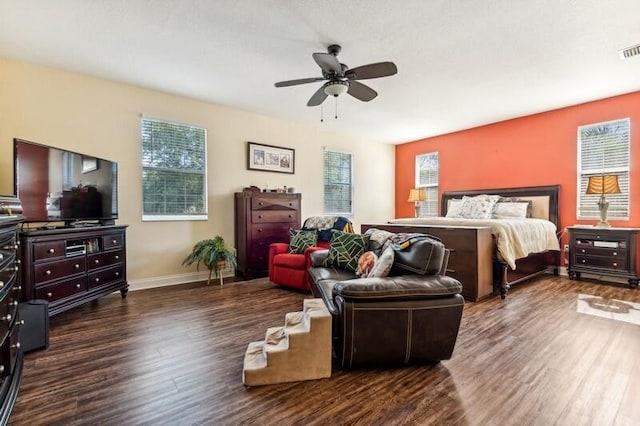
[0,57,395,288]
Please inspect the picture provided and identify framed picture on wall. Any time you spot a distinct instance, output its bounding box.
[247,142,295,174]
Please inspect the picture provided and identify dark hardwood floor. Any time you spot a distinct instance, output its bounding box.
[10,275,640,425]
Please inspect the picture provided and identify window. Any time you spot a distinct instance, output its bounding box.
[415,152,439,217]
[577,118,630,220]
[323,148,353,215]
[141,117,207,221]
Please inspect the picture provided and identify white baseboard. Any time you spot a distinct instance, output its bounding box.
[128,267,235,291]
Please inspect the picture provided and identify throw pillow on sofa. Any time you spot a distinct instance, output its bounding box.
[324,231,370,272]
[288,229,318,254]
[368,245,394,278]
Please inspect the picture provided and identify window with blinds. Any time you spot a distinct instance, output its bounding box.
[323,149,353,215]
[415,152,439,217]
[141,117,208,221]
[577,118,630,220]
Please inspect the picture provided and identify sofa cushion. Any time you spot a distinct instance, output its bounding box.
[288,229,318,254]
[273,252,307,269]
[393,237,446,275]
[333,274,462,301]
[369,245,394,278]
[323,231,370,273]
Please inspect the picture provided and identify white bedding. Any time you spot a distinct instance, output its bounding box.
[387,217,560,270]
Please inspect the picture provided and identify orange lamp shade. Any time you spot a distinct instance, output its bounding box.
[408,188,427,202]
[585,175,621,195]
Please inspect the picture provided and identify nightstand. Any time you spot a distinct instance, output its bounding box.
[567,226,639,289]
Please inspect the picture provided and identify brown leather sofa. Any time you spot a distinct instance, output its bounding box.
[309,234,464,368]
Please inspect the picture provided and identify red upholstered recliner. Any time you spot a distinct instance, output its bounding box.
[268,216,353,291]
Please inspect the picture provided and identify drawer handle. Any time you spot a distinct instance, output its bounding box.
[94,259,100,264]
[11,342,20,349]
[75,264,80,269]
[581,249,585,253]
[112,239,117,244]
[0,254,3,260]
[258,202,264,206]
[48,248,55,254]
[0,366,4,374]
[581,260,586,263]
[45,269,51,275]
[613,252,617,256]
[10,300,18,307]
[288,203,292,206]
[0,281,3,288]
[288,214,292,218]
[47,292,52,298]
[15,259,20,264]
[3,244,18,250]
[258,228,263,232]
[613,262,618,267]
[115,255,119,260]
[95,278,100,282]
[2,314,11,322]
[76,283,81,289]
[258,215,263,219]
[115,272,120,276]
[13,285,21,292]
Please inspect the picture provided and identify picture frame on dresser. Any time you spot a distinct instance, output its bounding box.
[247,142,295,174]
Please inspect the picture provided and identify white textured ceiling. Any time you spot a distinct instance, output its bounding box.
[1,0,640,144]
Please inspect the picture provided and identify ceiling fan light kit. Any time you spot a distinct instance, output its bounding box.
[274,44,398,110]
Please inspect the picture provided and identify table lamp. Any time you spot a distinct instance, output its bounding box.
[585,175,621,227]
[408,188,427,218]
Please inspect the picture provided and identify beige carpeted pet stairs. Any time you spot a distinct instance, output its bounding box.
[242,298,332,386]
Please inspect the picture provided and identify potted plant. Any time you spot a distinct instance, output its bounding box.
[182,236,238,286]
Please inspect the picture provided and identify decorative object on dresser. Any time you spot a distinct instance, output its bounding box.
[182,235,237,286]
[235,191,301,280]
[20,225,128,316]
[567,226,638,288]
[0,195,24,424]
[585,175,621,228]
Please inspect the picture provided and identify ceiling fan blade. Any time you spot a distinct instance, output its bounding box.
[275,77,325,87]
[346,62,397,80]
[307,84,328,106]
[347,81,377,102]
[312,53,342,74]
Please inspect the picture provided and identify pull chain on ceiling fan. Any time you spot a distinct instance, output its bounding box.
[274,44,398,113]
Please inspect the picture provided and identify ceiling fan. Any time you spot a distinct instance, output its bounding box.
[274,44,398,107]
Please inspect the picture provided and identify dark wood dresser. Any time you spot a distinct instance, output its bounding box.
[20,225,128,316]
[0,196,24,424]
[234,191,301,279]
[567,226,639,288]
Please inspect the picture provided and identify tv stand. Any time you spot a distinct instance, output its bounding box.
[19,225,128,316]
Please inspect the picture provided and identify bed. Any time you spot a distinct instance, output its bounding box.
[361,185,561,301]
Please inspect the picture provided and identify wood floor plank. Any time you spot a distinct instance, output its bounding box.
[9,276,640,425]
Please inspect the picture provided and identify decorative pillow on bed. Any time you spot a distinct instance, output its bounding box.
[288,229,318,254]
[323,231,370,272]
[445,199,464,217]
[492,200,532,219]
[458,194,501,219]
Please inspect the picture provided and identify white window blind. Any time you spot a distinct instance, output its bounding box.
[141,117,208,221]
[415,152,439,217]
[323,149,353,215]
[577,118,630,220]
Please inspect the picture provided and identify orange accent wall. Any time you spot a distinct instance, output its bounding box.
[395,91,640,250]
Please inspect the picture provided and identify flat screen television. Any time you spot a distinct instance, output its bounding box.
[14,138,118,225]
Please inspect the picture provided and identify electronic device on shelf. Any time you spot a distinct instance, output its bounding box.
[13,138,118,226]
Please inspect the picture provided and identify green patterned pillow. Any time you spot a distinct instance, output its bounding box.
[323,231,370,272]
[288,229,318,254]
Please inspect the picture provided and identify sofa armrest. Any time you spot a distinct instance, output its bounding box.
[309,249,329,267]
[333,274,462,303]
[268,243,290,280]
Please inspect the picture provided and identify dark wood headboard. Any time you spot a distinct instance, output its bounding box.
[441,185,560,228]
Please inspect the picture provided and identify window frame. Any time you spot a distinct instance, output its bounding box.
[141,116,208,222]
[415,152,439,218]
[576,118,630,221]
[323,147,354,216]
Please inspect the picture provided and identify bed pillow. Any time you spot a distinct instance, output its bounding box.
[323,231,370,272]
[458,194,501,219]
[492,200,532,219]
[288,229,318,254]
[445,199,464,218]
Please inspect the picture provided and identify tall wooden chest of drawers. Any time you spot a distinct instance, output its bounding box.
[567,226,639,288]
[0,196,24,423]
[234,192,301,279]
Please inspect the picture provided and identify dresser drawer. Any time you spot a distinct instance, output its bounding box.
[33,240,66,261]
[251,196,300,211]
[88,265,125,290]
[575,255,627,270]
[103,233,124,250]
[250,224,292,240]
[0,234,18,264]
[574,246,626,258]
[251,210,298,224]
[35,276,87,303]
[88,249,124,271]
[34,257,86,285]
